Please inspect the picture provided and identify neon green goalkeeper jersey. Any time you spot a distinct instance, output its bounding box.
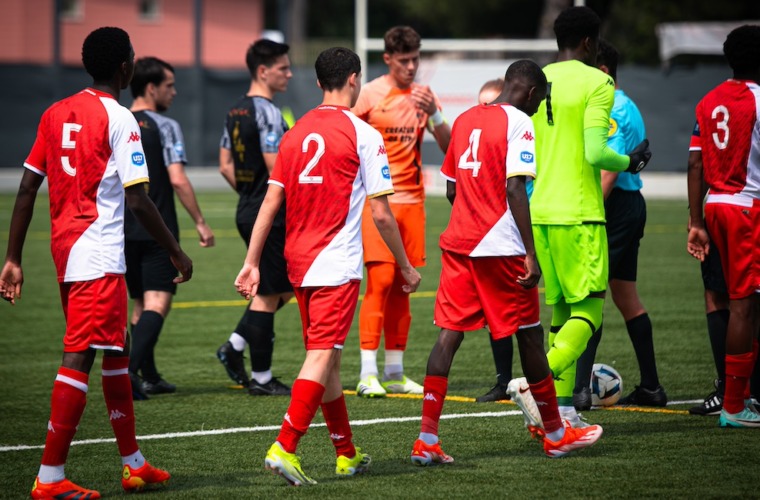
[531,59,616,224]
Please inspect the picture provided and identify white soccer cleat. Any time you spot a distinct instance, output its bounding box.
[382,375,424,395]
[507,377,544,434]
[356,375,387,398]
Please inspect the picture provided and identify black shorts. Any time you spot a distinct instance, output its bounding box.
[237,221,293,295]
[125,239,178,299]
[605,188,646,282]
[701,233,727,294]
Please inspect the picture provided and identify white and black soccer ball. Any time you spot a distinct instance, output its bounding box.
[590,363,623,406]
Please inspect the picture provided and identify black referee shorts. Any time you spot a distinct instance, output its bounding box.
[125,239,178,299]
[700,232,727,294]
[606,188,646,282]
[237,221,293,295]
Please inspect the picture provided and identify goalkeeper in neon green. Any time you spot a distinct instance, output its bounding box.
[529,6,652,427]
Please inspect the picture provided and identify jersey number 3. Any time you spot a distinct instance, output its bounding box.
[62,122,82,177]
[710,105,729,150]
[458,128,482,177]
[299,133,325,184]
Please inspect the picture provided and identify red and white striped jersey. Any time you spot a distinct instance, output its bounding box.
[439,103,537,257]
[24,88,149,283]
[269,104,393,287]
[690,79,760,205]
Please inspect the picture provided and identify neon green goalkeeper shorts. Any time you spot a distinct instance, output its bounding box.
[532,223,608,305]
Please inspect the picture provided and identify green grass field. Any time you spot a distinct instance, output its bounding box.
[0,193,755,499]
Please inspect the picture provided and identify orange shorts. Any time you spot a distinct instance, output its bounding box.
[434,251,540,339]
[59,274,128,352]
[705,202,760,299]
[294,281,361,350]
[362,201,426,267]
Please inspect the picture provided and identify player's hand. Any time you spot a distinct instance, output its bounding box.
[197,222,215,248]
[170,250,193,283]
[687,226,710,262]
[517,253,541,289]
[234,264,261,300]
[626,139,652,174]
[410,85,437,116]
[399,265,422,294]
[0,261,23,305]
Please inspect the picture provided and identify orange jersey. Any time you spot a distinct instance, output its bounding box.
[352,75,441,202]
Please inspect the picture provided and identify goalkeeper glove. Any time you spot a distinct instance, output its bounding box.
[626,139,652,173]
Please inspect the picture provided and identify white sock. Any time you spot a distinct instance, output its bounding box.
[360,349,379,379]
[419,432,438,445]
[252,370,272,385]
[37,464,65,484]
[229,333,247,351]
[559,405,578,421]
[384,349,404,380]
[122,449,146,469]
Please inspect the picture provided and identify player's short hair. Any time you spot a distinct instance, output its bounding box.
[723,25,760,75]
[504,59,547,90]
[82,27,132,82]
[315,47,361,92]
[553,6,601,50]
[597,39,619,81]
[479,78,504,95]
[246,39,290,78]
[130,57,174,98]
[384,26,421,54]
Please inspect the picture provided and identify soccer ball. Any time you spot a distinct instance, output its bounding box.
[590,363,623,406]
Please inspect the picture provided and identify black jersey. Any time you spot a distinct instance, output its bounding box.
[221,95,288,225]
[125,110,186,241]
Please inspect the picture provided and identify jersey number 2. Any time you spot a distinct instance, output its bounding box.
[299,133,324,184]
[458,128,482,177]
[711,105,729,150]
[61,122,82,176]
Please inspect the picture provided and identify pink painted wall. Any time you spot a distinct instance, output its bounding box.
[0,0,263,69]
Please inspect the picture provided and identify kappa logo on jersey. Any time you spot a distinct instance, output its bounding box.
[520,151,534,163]
[127,131,140,143]
[109,409,127,420]
[608,118,618,137]
[381,165,391,179]
[378,144,387,155]
[521,131,534,141]
[131,152,145,166]
[423,392,437,402]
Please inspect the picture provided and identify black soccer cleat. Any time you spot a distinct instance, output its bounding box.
[573,386,592,411]
[216,341,250,386]
[249,377,291,396]
[129,372,149,401]
[619,384,668,407]
[689,390,723,416]
[142,378,177,395]
[475,383,511,403]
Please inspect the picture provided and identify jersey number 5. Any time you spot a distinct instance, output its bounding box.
[299,133,324,184]
[711,105,729,150]
[458,128,482,177]
[62,122,82,177]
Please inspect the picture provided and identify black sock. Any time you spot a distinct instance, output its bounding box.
[575,325,602,393]
[238,310,275,373]
[489,335,514,385]
[626,313,659,389]
[129,310,164,380]
[706,309,728,388]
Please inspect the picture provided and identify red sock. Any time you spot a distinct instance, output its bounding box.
[725,352,754,414]
[420,376,448,437]
[321,394,354,458]
[277,379,325,453]
[529,375,562,434]
[102,356,138,456]
[41,367,88,466]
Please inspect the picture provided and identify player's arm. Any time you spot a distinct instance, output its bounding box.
[0,169,44,304]
[125,183,193,282]
[507,175,540,289]
[167,163,214,247]
[263,153,277,174]
[686,149,709,261]
[445,180,456,205]
[219,147,236,190]
[368,195,421,293]
[235,183,284,300]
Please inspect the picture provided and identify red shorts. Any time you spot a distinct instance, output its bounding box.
[59,274,128,352]
[434,251,540,339]
[705,202,760,299]
[294,281,361,350]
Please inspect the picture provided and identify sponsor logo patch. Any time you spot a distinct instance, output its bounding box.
[174,142,185,156]
[608,118,618,137]
[132,152,145,166]
[265,132,278,147]
[520,151,534,163]
[381,165,391,179]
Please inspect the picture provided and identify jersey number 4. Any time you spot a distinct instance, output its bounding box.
[62,122,82,177]
[299,133,324,184]
[710,105,729,150]
[458,128,482,177]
